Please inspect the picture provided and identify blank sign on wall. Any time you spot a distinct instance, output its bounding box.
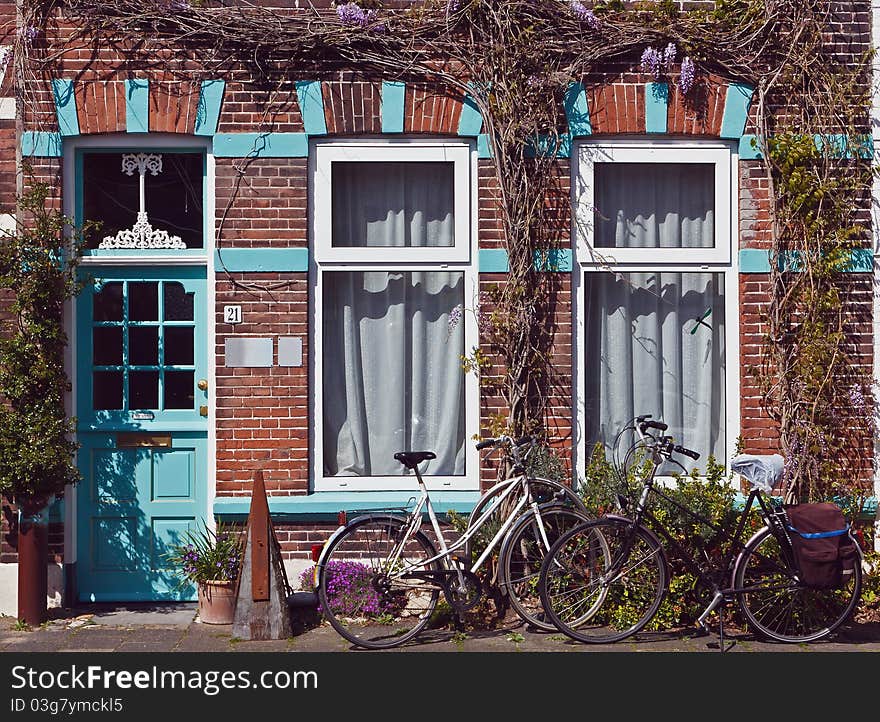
[224,337,273,367]
[278,337,303,367]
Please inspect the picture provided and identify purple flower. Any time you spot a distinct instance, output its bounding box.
[663,42,677,67]
[17,26,39,43]
[447,304,463,335]
[679,56,695,95]
[0,46,11,69]
[570,1,601,29]
[336,2,385,32]
[447,0,461,14]
[640,47,662,79]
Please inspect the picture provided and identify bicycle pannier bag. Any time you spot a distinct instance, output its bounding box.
[785,502,859,590]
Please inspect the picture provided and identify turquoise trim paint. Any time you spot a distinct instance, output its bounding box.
[214,247,309,272]
[295,80,327,136]
[214,491,480,521]
[126,79,149,133]
[534,248,572,272]
[719,83,754,140]
[738,248,874,273]
[458,89,483,136]
[526,133,571,159]
[645,82,668,134]
[52,78,80,137]
[564,81,592,137]
[478,248,508,273]
[381,81,405,134]
[194,79,225,136]
[21,131,62,157]
[739,134,762,159]
[479,248,572,273]
[213,132,308,158]
[477,133,492,158]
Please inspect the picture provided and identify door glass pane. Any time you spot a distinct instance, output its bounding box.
[582,271,725,472]
[81,152,204,249]
[93,327,123,366]
[594,163,714,249]
[93,283,123,322]
[332,162,455,248]
[129,282,158,321]
[130,371,159,409]
[164,371,194,409]
[93,371,123,410]
[129,327,159,366]
[163,282,194,321]
[322,270,465,477]
[164,327,194,366]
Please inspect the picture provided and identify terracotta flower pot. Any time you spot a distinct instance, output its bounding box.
[197,580,236,624]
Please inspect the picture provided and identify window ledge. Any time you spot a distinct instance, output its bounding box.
[213,491,479,522]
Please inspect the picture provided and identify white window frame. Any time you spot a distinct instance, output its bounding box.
[312,140,472,264]
[575,139,732,265]
[572,137,740,478]
[310,138,479,491]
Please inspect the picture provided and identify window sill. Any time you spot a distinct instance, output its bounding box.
[213,490,480,522]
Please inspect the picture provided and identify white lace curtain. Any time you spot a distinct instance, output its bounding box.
[323,162,465,477]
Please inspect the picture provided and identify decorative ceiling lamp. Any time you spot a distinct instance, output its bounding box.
[99,153,186,249]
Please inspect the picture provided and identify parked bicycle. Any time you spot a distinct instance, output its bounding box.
[315,435,590,648]
[538,415,863,646]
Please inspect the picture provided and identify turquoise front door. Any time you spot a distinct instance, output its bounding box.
[76,266,208,601]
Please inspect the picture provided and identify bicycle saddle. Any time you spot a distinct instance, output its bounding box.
[730,453,784,493]
[394,451,436,469]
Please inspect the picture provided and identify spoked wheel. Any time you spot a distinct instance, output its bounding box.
[734,527,862,643]
[317,516,441,649]
[539,518,667,644]
[499,505,593,631]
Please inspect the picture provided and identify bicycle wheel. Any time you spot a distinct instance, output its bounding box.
[317,516,441,649]
[734,526,862,643]
[499,504,592,631]
[539,518,667,643]
[464,477,589,563]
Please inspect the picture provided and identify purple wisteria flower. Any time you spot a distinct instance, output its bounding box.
[679,56,695,95]
[447,303,463,335]
[570,1,601,30]
[0,46,11,70]
[447,0,461,14]
[336,2,385,32]
[640,47,663,79]
[17,26,39,43]
[663,42,677,67]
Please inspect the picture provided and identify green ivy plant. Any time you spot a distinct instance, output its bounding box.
[0,180,89,513]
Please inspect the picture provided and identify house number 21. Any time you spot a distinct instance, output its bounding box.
[224,305,242,324]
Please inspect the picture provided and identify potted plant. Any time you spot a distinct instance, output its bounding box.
[0,181,89,625]
[166,521,243,624]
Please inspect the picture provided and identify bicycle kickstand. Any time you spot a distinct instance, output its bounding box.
[696,591,735,653]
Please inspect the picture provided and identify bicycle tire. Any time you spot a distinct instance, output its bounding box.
[318,515,441,649]
[734,526,862,643]
[464,477,589,564]
[539,517,667,644]
[498,504,593,631]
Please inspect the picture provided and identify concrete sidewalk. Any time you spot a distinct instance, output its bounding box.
[3,605,880,653]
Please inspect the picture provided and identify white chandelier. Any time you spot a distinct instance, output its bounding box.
[99,153,186,250]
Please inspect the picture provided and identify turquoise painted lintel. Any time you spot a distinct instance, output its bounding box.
[478,248,508,273]
[477,133,492,158]
[458,89,483,136]
[52,78,79,137]
[564,81,592,137]
[213,132,308,158]
[526,133,570,159]
[126,79,149,133]
[295,80,327,136]
[720,82,754,140]
[194,79,225,136]
[738,248,874,274]
[739,134,762,159]
[21,131,62,157]
[214,247,309,272]
[381,81,405,134]
[645,82,668,134]
[213,491,480,520]
[534,248,572,272]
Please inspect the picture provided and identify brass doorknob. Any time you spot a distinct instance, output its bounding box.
[197,379,208,391]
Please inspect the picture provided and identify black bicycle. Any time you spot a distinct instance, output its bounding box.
[538,415,863,645]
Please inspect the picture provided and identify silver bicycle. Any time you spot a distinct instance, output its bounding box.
[314,436,590,648]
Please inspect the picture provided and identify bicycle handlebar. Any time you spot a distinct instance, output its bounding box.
[475,435,534,451]
[633,416,700,462]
